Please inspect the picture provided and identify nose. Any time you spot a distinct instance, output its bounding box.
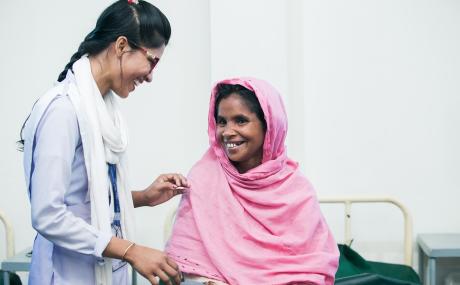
[221,124,237,139]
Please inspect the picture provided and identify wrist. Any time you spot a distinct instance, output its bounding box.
[142,187,161,207]
[123,243,144,265]
[102,237,134,260]
[142,188,157,207]
[122,242,136,263]
[132,190,149,208]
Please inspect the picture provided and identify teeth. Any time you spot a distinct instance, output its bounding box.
[225,142,243,149]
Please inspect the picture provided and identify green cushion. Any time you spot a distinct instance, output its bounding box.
[335,244,421,285]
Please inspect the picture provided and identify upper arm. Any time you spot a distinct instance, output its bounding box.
[30,95,80,226]
[33,95,80,163]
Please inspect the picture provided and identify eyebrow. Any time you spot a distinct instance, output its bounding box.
[234,114,249,120]
[216,114,250,121]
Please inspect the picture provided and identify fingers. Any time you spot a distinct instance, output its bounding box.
[177,174,190,187]
[163,181,178,191]
[162,257,181,284]
[162,182,185,196]
[168,173,187,188]
[145,265,177,285]
[166,255,179,271]
[158,173,190,188]
[173,186,187,195]
[157,174,180,186]
[147,275,159,285]
[156,269,173,285]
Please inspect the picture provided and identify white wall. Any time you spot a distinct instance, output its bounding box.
[301,0,460,260]
[1,0,459,282]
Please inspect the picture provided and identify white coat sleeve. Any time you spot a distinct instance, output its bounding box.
[30,96,112,257]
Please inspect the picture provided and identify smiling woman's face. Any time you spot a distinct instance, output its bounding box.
[112,43,165,98]
[216,93,265,173]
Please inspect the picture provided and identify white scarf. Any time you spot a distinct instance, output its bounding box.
[23,57,135,284]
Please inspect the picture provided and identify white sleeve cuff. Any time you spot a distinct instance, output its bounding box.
[94,231,112,258]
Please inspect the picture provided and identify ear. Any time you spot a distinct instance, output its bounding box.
[114,36,130,57]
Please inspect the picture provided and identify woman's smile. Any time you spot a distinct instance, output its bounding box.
[224,140,245,150]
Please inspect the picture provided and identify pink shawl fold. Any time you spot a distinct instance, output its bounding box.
[166,77,339,284]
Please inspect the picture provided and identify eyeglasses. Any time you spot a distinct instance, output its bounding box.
[128,41,160,73]
[138,46,160,73]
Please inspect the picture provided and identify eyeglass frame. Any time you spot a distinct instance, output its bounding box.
[128,40,160,74]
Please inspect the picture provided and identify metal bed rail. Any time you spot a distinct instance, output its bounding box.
[0,209,14,258]
[319,196,413,266]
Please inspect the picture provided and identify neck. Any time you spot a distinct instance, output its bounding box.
[89,54,112,97]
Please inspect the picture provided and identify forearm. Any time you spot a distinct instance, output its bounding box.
[102,236,133,260]
[31,156,111,256]
[131,190,148,208]
[31,200,111,256]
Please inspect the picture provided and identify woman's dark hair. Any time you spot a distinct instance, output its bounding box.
[57,0,171,82]
[17,0,171,151]
[214,84,267,131]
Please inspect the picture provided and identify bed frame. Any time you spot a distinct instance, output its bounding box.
[0,209,14,259]
[318,197,413,266]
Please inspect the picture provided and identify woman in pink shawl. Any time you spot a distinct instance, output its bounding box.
[166,77,339,284]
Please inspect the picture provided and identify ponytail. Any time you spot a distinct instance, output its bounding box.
[57,49,84,82]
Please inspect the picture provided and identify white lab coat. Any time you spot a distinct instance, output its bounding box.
[24,91,128,284]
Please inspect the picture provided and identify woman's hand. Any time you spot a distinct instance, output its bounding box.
[103,237,182,285]
[134,173,190,207]
[124,244,182,285]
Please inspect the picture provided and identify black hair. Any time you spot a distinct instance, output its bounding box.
[57,0,171,82]
[214,83,267,131]
[17,0,171,151]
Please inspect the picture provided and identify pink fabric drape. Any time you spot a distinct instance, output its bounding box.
[166,77,339,285]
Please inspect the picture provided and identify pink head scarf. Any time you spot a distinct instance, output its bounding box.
[166,77,339,284]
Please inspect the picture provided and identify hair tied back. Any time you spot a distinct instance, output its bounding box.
[128,0,139,4]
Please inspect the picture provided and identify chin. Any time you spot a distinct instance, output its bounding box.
[228,156,244,164]
[120,92,130,99]
[113,89,130,99]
